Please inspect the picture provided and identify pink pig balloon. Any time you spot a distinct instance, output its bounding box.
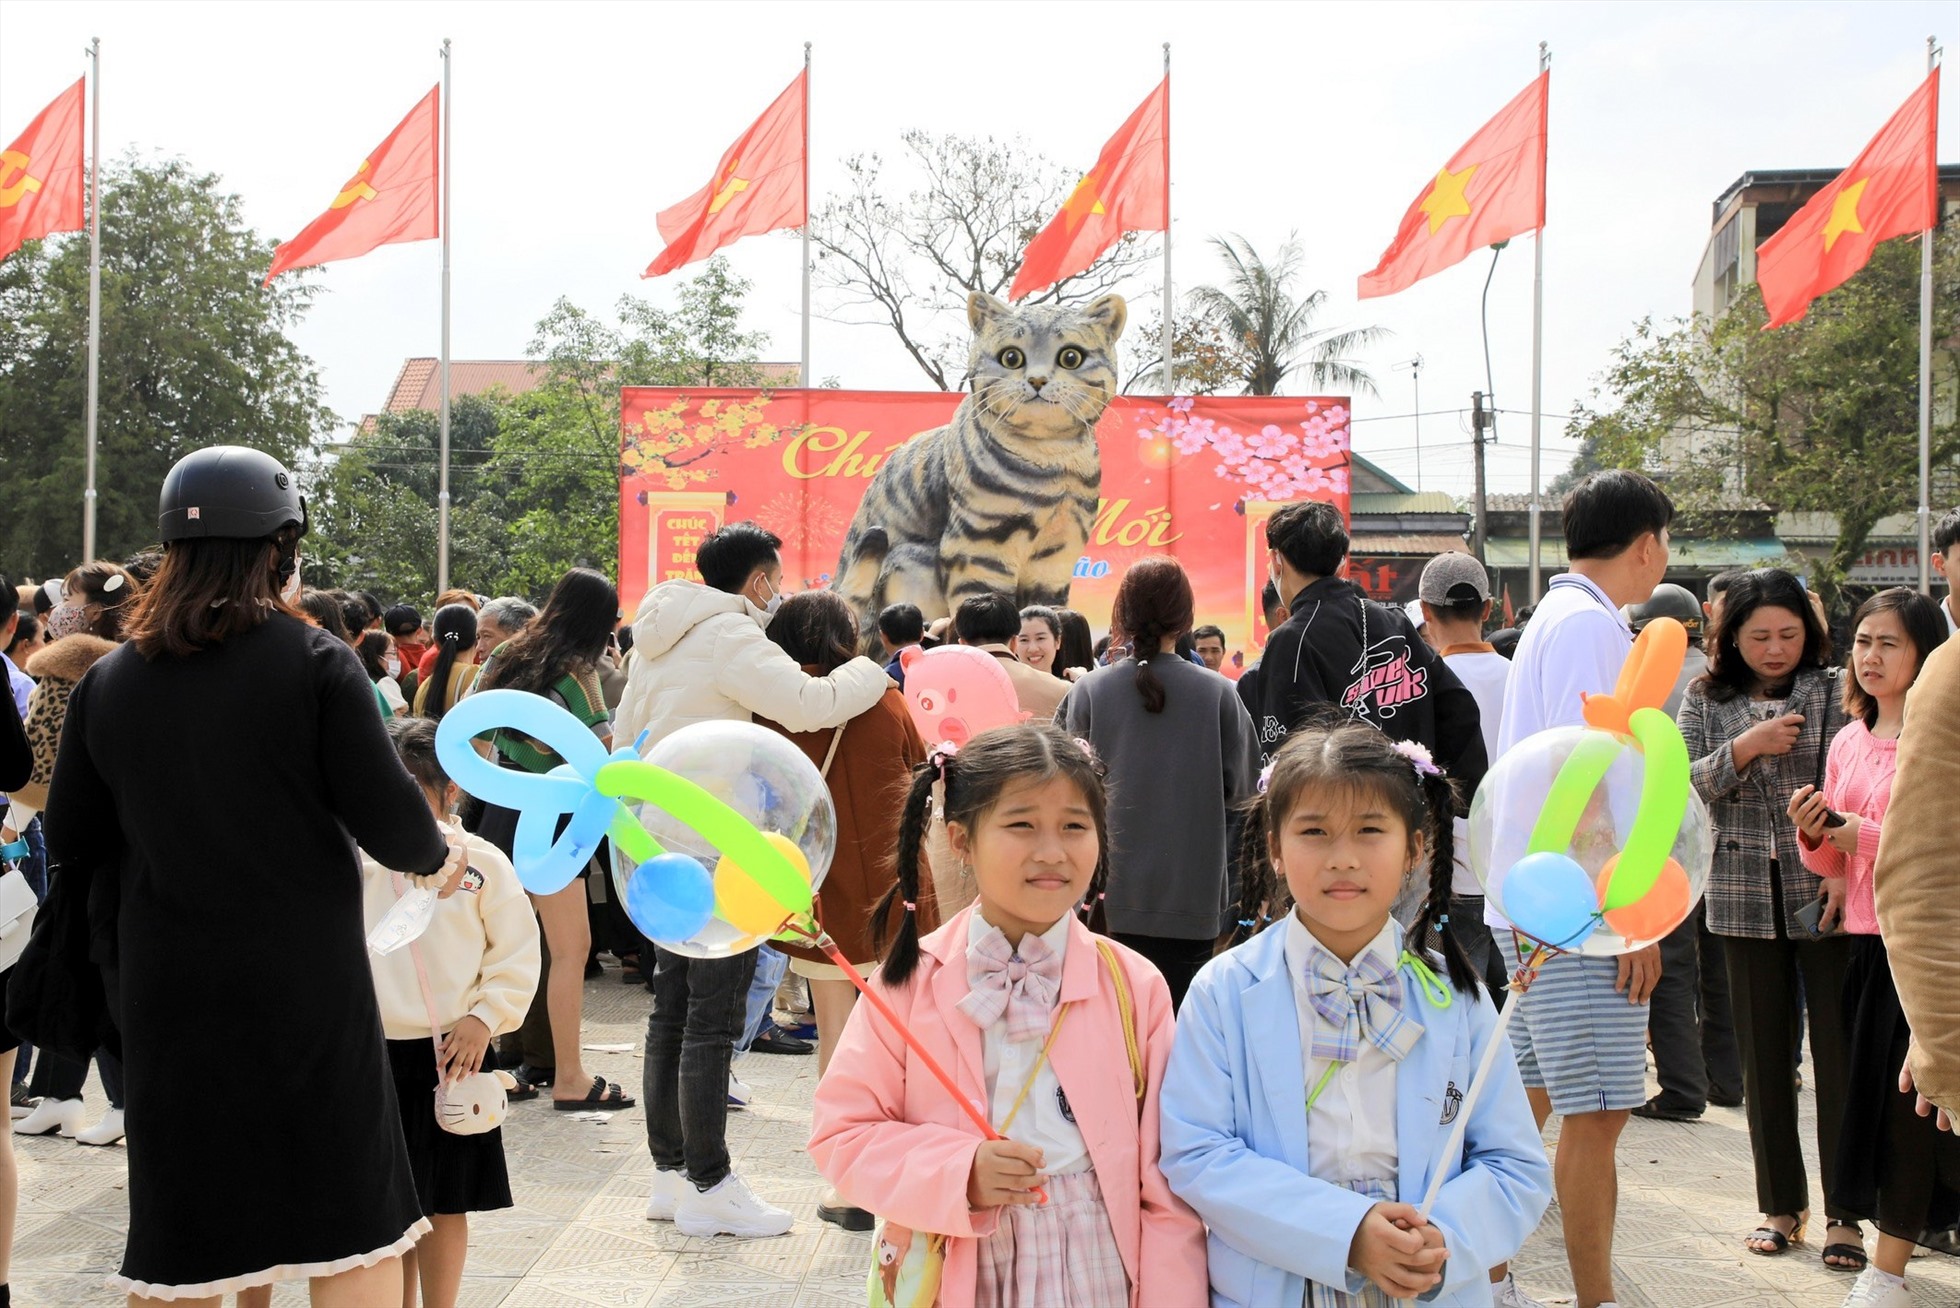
[899,645,1030,748]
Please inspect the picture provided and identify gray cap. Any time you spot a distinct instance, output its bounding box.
[1418,552,1490,605]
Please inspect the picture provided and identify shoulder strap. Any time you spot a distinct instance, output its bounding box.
[819,725,846,778]
[394,870,448,1073]
[1095,938,1146,1102]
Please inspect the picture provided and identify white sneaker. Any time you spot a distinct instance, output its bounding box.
[726,1073,752,1110]
[13,1096,83,1137]
[1841,1267,1912,1308]
[674,1171,793,1239]
[1492,1274,1546,1308]
[74,1108,125,1146]
[646,1166,686,1221]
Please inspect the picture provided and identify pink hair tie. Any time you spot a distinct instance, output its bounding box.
[1390,739,1442,778]
[902,901,917,913]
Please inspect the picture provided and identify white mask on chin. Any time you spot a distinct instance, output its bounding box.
[280,553,303,604]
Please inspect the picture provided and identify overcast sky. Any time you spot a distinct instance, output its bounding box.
[3,0,1951,497]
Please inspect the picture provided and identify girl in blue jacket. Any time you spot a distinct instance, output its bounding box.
[1160,720,1551,1306]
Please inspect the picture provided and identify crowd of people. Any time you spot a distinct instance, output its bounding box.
[3,444,1960,1308]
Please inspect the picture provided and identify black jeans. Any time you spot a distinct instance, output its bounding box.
[1649,902,1743,1109]
[1723,931,1853,1220]
[645,944,757,1190]
[1111,933,1214,1012]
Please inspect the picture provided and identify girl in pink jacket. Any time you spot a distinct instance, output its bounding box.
[808,724,1208,1308]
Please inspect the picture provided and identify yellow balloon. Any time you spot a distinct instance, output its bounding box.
[713,833,812,936]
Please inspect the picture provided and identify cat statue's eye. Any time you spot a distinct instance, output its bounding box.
[998,347,1025,369]
[1057,346,1085,370]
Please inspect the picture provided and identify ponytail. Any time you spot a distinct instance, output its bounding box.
[871,763,938,988]
[1405,768,1480,995]
[1134,651,1167,714]
[423,602,479,722]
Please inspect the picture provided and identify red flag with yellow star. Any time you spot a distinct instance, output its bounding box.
[265,86,439,284]
[1757,69,1939,329]
[1008,77,1168,301]
[1357,72,1548,300]
[0,77,87,264]
[646,70,806,278]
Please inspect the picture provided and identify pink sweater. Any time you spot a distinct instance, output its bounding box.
[1798,719,1896,936]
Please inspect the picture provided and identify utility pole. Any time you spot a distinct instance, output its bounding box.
[1471,390,1492,563]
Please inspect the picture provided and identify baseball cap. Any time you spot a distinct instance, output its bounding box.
[384,604,425,639]
[1418,552,1491,605]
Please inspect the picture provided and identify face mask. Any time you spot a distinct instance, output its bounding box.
[279,551,303,604]
[758,576,784,615]
[385,656,401,678]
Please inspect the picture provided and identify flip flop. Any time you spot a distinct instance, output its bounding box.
[554,1076,636,1111]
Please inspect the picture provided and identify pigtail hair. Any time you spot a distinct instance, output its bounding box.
[872,763,939,988]
[1406,768,1480,994]
[1231,788,1278,943]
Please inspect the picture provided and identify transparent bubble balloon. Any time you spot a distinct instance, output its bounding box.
[1468,724,1713,957]
[610,720,836,958]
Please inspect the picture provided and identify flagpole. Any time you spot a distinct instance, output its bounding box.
[801,41,812,388]
[1526,40,1549,603]
[437,38,453,597]
[1917,34,1939,595]
[1160,42,1173,395]
[82,37,101,563]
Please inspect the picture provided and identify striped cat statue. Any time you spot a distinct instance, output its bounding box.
[832,290,1126,639]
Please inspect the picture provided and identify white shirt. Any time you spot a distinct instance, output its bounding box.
[1441,649,1511,896]
[1487,572,1632,929]
[1283,914,1400,1192]
[969,909,1090,1175]
[1944,592,1958,636]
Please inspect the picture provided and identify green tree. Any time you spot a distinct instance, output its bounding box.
[1188,233,1388,396]
[303,394,511,600]
[1561,229,1960,609]
[0,155,333,578]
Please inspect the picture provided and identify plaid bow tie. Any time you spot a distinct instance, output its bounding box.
[1305,946,1423,1065]
[958,927,1062,1043]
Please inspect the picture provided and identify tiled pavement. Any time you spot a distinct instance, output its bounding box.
[15,963,1960,1306]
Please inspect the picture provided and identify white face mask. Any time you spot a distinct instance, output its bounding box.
[385,656,401,678]
[758,575,784,615]
[280,552,303,604]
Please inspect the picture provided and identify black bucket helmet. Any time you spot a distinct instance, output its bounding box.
[158,445,308,543]
[1629,582,1704,638]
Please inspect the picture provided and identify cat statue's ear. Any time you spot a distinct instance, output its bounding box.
[968,291,1014,335]
[1082,294,1128,343]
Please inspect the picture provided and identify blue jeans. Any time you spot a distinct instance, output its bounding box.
[735,945,787,1054]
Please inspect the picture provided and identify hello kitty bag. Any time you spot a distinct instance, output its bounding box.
[396,871,515,1136]
[867,940,1143,1308]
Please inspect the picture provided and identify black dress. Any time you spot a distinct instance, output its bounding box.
[1833,932,1960,1250]
[44,614,448,1297]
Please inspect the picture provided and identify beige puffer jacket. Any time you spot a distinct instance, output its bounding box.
[614,580,890,752]
[1873,636,1960,1115]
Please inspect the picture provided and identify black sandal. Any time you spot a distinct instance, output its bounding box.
[554,1075,636,1111]
[1821,1221,1867,1272]
[1745,1211,1808,1255]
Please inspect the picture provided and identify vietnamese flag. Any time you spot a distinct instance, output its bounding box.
[0,78,87,263]
[1358,72,1548,299]
[1009,78,1168,301]
[1757,69,1939,329]
[264,86,439,284]
[645,71,806,277]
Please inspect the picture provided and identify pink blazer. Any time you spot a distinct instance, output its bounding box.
[809,906,1209,1308]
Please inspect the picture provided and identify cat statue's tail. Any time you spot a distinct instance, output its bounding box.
[831,525,890,649]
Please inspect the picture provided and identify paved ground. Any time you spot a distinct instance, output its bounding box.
[15,962,1960,1306]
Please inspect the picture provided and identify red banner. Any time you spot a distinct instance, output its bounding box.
[618,390,1350,673]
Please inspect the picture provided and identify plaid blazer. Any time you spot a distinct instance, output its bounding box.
[1677,666,1845,940]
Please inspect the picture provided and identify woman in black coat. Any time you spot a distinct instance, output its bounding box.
[40,446,460,1305]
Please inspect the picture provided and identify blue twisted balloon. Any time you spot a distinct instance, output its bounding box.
[435,690,653,894]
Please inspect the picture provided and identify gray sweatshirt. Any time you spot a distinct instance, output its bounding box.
[1059,655,1262,939]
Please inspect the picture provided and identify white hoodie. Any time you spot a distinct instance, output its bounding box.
[615,579,890,749]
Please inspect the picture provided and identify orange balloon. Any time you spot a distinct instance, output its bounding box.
[1595,856,1691,941]
[1583,618,1688,736]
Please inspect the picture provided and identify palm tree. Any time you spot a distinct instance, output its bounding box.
[1189,233,1389,396]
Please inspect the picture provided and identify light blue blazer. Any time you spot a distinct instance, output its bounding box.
[1159,923,1552,1307]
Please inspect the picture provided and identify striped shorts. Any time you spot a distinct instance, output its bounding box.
[1309,1177,1398,1307]
[1497,934,1650,1115]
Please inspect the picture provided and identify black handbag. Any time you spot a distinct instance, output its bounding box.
[5,857,121,1063]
